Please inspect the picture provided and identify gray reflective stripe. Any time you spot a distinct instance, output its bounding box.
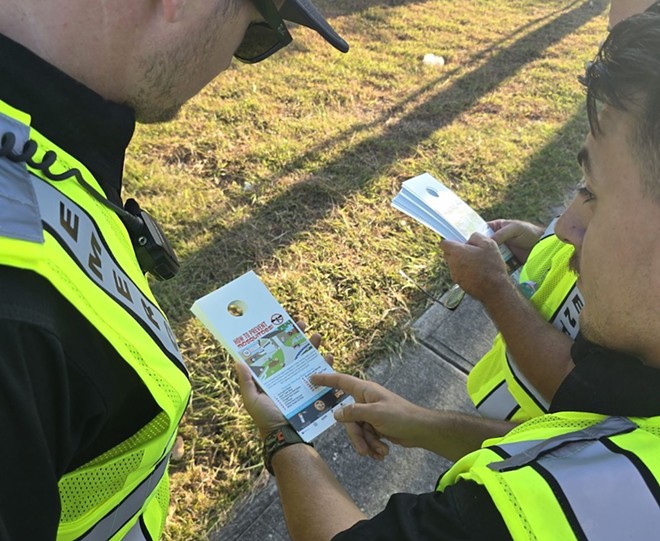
[538,439,660,540]
[476,380,519,420]
[487,418,659,539]
[122,519,149,541]
[30,177,186,374]
[489,417,636,471]
[0,114,43,243]
[491,437,546,459]
[77,454,169,541]
[506,351,550,412]
[0,114,29,152]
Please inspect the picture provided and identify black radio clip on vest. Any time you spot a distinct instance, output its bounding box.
[123,198,179,281]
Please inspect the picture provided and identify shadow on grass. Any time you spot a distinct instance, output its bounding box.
[154,0,603,325]
[316,0,585,22]
[238,0,587,179]
[485,103,587,221]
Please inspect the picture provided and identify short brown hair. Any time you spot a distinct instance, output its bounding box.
[582,2,660,201]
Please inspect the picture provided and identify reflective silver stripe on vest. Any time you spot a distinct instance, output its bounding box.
[490,417,636,471]
[503,285,584,412]
[77,453,169,541]
[0,114,44,243]
[542,438,660,540]
[30,177,187,374]
[489,418,660,540]
[475,380,519,420]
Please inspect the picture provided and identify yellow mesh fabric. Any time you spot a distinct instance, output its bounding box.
[0,106,189,541]
[154,470,171,534]
[85,412,170,467]
[526,239,575,314]
[443,415,660,541]
[59,412,169,523]
[497,476,538,541]
[126,342,183,407]
[520,234,570,284]
[506,413,598,435]
[645,425,660,437]
[530,261,572,308]
[468,236,578,421]
[59,451,144,522]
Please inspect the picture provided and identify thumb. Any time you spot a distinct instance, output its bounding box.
[467,232,494,248]
[490,227,509,245]
[490,224,521,246]
[235,363,259,399]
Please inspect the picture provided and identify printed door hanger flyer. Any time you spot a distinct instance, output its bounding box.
[392,172,520,276]
[191,271,354,442]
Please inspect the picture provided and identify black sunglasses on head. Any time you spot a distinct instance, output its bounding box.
[235,0,293,64]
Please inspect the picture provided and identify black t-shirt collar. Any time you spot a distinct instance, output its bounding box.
[0,33,135,205]
[551,332,660,417]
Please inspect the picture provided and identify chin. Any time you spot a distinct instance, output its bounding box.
[134,102,183,124]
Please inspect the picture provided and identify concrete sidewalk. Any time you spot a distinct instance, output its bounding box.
[210,294,497,541]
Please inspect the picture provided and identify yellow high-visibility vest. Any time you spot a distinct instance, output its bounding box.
[437,412,660,540]
[0,101,191,540]
[467,228,582,421]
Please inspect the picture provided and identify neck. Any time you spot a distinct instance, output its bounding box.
[0,1,146,104]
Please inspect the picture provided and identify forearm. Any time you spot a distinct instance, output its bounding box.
[481,279,574,401]
[271,444,366,541]
[411,408,515,461]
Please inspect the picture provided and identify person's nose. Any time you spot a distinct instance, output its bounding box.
[555,195,587,249]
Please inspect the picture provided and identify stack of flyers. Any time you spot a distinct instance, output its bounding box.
[392,172,519,272]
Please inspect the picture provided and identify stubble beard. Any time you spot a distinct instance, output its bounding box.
[128,48,189,124]
[569,251,580,276]
[127,2,234,124]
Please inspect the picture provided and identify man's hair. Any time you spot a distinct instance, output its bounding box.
[582,1,660,200]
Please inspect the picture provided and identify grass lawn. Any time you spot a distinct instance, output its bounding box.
[124,0,608,537]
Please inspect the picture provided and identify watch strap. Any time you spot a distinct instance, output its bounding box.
[263,425,312,475]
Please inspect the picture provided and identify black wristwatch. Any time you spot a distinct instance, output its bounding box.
[263,425,313,475]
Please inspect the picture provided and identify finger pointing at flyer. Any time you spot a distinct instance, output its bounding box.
[311,372,430,455]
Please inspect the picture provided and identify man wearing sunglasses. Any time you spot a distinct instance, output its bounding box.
[0,0,346,539]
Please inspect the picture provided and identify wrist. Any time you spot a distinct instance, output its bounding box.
[258,422,290,441]
[405,405,442,449]
[481,277,527,320]
[262,425,313,475]
[474,271,515,306]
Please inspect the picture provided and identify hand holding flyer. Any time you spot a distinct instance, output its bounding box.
[392,172,520,275]
[191,271,354,442]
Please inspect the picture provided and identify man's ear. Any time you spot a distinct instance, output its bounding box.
[160,0,186,23]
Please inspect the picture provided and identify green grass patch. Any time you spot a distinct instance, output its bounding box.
[123,0,608,537]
